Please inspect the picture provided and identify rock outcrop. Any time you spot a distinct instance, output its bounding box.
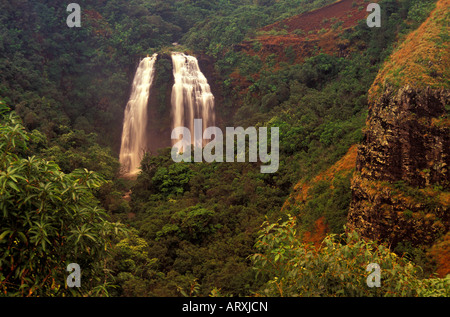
[358,86,449,188]
[347,86,450,247]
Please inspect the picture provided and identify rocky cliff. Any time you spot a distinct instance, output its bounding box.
[347,86,450,247]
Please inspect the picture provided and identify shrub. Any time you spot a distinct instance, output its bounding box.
[0,101,127,296]
[252,216,450,297]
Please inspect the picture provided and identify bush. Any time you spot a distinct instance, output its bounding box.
[0,101,127,296]
[252,216,450,297]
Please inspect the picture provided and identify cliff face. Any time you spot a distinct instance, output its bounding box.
[347,0,450,250]
[357,86,449,188]
[347,86,450,247]
[146,53,174,154]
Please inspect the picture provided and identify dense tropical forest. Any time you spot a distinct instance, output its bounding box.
[0,0,449,298]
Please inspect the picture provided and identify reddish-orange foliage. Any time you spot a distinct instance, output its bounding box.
[84,9,112,38]
[439,192,450,207]
[84,9,103,20]
[229,70,251,95]
[428,232,450,277]
[369,0,450,103]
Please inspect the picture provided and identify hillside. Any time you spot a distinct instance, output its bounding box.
[240,0,380,63]
[369,0,450,102]
[347,0,450,276]
[281,144,358,245]
[230,0,380,95]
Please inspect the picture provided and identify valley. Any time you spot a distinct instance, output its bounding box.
[0,0,448,298]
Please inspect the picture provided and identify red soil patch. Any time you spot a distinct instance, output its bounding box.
[303,216,329,248]
[240,0,378,59]
[233,0,379,91]
[261,0,371,34]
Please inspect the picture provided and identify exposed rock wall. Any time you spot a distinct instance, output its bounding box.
[347,86,450,247]
[358,86,449,187]
[146,53,174,154]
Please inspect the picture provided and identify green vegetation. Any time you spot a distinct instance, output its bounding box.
[252,216,449,297]
[119,149,284,296]
[296,174,353,235]
[0,101,128,296]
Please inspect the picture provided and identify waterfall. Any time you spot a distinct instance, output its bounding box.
[171,52,215,152]
[119,53,158,177]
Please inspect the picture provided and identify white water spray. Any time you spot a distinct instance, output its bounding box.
[119,53,158,176]
[171,52,215,152]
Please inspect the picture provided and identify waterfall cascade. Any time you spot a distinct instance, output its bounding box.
[171,52,216,152]
[119,53,158,177]
[119,52,216,176]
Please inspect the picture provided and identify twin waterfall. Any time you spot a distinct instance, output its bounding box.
[119,52,216,177]
[171,52,215,152]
